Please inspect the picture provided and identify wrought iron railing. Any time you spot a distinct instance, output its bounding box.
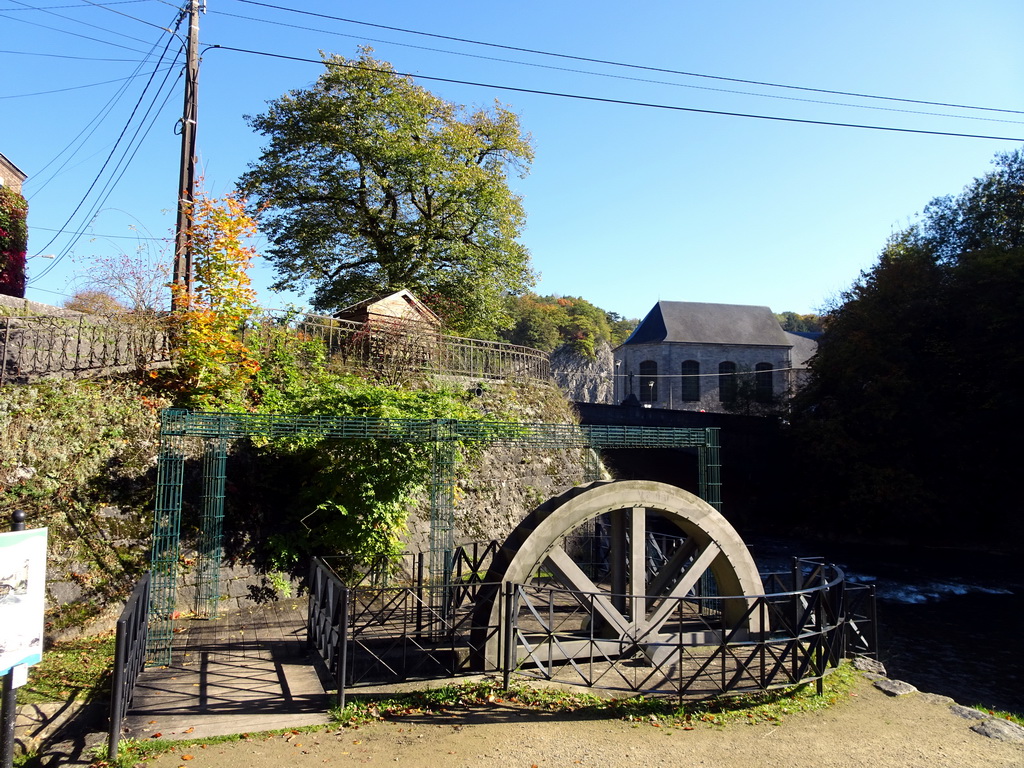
[308,558,350,708]
[0,309,549,385]
[324,555,875,704]
[506,560,875,700]
[0,313,171,384]
[343,580,502,688]
[108,571,151,761]
[251,311,551,383]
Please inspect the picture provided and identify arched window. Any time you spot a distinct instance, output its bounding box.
[755,362,774,403]
[639,360,658,403]
[681,360,700,402]
[718,361,737,403]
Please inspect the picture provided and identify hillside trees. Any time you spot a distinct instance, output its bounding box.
[791,149,1024,547]
[501,293,637,357]
[776,311,822,333]
[239,48,535,338]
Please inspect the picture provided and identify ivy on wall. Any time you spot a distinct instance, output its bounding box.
[0,379,168,633]
[0,186,28,298]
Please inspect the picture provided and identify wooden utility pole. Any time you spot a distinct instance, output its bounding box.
[172,0,201,310]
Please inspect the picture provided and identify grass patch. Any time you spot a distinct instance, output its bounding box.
[92,726,331,768]
[16,633,116,706]
[971,706,1024,726]
[332,662,860,729]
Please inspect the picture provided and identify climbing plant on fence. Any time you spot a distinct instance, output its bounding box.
[147,408,721,665]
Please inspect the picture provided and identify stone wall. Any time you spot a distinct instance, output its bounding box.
[0,294,83,317]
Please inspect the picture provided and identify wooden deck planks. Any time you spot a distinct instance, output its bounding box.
[123,598,331,740]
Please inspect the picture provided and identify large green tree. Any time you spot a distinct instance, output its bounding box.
[791,149,1024,548]
[239,48,535,338]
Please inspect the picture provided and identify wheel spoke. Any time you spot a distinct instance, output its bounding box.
[629,507,646,624]
[637,541,721,640]
[477,480,767,669]
[648,536,699,597]
[545,545,631,637]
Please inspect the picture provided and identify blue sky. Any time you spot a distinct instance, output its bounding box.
[3,0,1022,322]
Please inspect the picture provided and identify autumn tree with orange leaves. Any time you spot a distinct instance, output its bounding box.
[165,190,261,408]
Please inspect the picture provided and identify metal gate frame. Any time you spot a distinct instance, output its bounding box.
[148,408,721,663]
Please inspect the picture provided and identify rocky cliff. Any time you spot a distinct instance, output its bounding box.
[550,341,615,405]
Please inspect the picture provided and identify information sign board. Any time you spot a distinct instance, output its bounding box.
[0,527,47,676]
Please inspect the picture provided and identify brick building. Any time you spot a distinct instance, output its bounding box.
[0,152,27,193]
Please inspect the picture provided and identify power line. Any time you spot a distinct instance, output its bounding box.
[30,224,170,241]
[25,14,184,195]
[231,0,1024,118]
[28,80,160,194]
[4,0,164,46]
[23,285,74,300]
[34,61,182,280]
[1,67,175,99]
[32,15,183,280]
[79,0,179,34]
[0,49,151,61]
[211,46,1024,143]
[1,1,154,10]
[33,67,182,281]
[210,8,1024,127]
[0,12,156,55]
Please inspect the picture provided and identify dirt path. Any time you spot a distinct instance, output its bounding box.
[143,675,1024,768]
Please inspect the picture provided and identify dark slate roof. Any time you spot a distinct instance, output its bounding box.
[784,331,818,368]
[623,301,791,347]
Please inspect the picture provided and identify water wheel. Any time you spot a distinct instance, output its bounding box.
[473,480,766,668]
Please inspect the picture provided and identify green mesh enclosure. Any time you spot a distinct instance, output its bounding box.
[147,409,721,663]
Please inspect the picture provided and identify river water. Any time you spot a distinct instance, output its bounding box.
[746,536,1024,715]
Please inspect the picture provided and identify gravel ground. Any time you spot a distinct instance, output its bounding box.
[142,674,1024,768]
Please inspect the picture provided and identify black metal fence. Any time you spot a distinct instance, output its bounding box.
[0,310,549,385]
[0,313,171,384]
[307,548,877,706]
[307,558,350,708]
[251,312,551,383]
[506,560,874,701]
[108,571,151,760]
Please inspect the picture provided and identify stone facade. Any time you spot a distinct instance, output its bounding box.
[612,301,815,413]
